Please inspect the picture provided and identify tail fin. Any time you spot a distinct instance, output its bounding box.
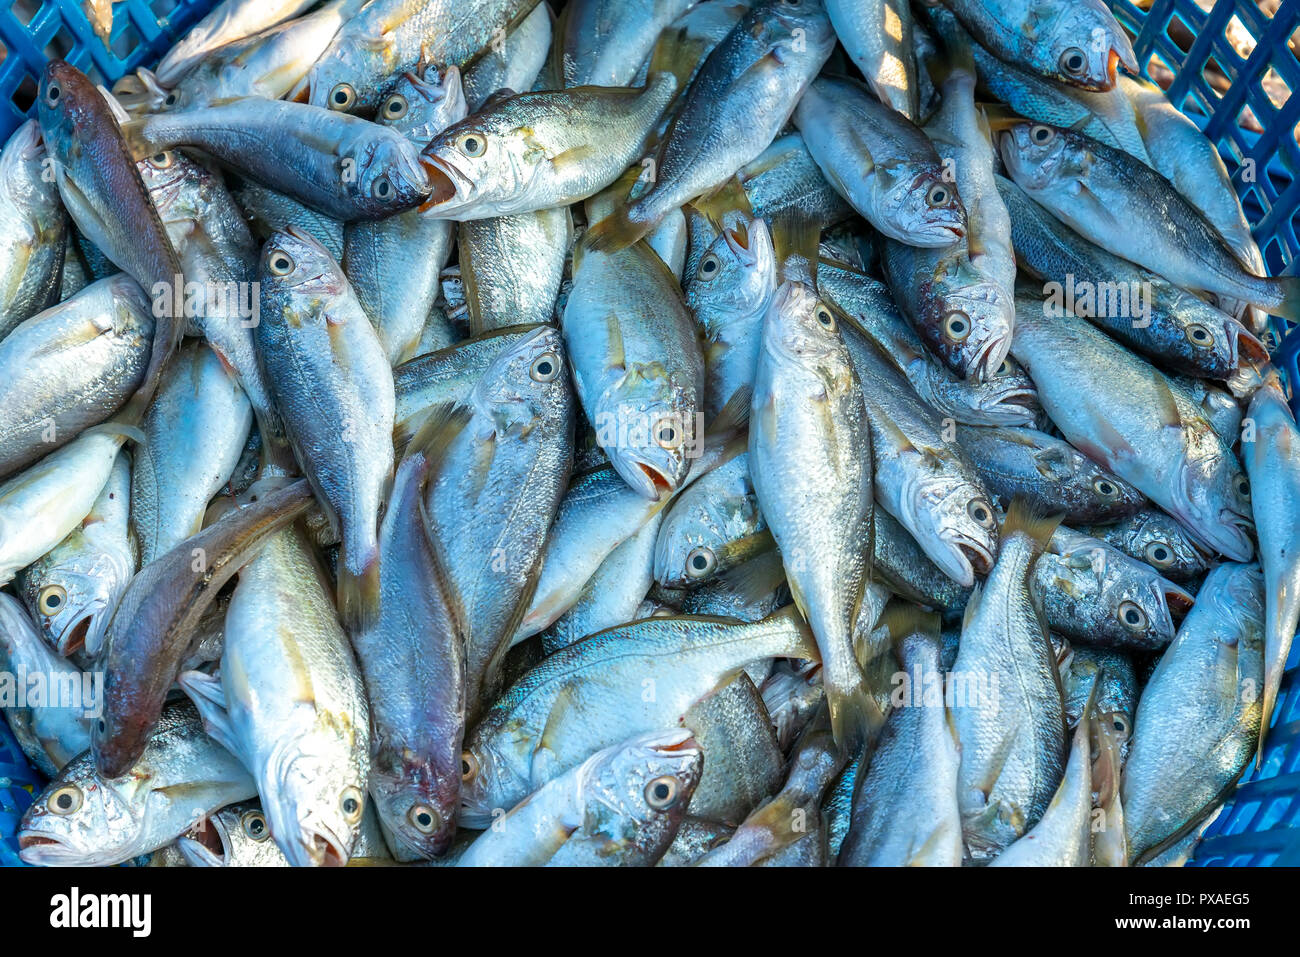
[691,177,754,231]
[1000,497,1062,554]
[582,201,655,255]
[337,543,382,632]
[879,602,942,648]
[769,210,821,285]
[1272,275,1300,324]
[824,673,886,756]
[647,23,711,95]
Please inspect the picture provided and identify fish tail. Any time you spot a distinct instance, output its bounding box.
[1001,497,1062,554]
[878,603,942,646]
[337,545,381,632]
[1257,647,1290,768]
[581,202,654,255]
[1272,275,1300,324]
[824,675,885,756]
[769,210,821,285]
[117,116,158,163]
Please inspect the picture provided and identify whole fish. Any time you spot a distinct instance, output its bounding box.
[459,206,571,334]
[92,480,315,778]
[1077,508,1209,583]
[121,99,432,221]
[555,0,695,88]
[1121,563,1264,864]
[423,325,573,715]
[460,608,817,823]
[750,281,879,751]
[179,522,371,867]
[131,340,253,566]
[0,426,129,586]
[18,702,256,867]
[826,0,917,119]
[0,593,95,778]
[955,425,1145,524]
[256,227,396,627]
[953,503,1066,859]
[17,449,135,658]
[1035,528,1194,652]
[1242,380,1300,759]
[459,729,703,867]
[1010,298,1254,561]
[155,0,318,85]
[297,0,541,115]
[463,2,551,110]
[346,62,468,364]
[794,76,966,248]
[586,0,836,251]
[418,76,676,220]
[0,274,152,479]
[940,0,1137,91]
[563,237,703,499]
[0,121,67,338]
[999,122,1300,319]
[686,213,777,422]
[839,610,963,867]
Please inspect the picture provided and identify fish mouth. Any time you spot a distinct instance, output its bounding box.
[929,533,994,587]
[1226,322,1271,395]
[176,814,230,866]
[57,614,94,657]
[17,832,78,865]
[987,386,1039,418]
[288,825,349,867]
[418,155,463,212]
[1162,583,1195,619]
[969,332,1013,384]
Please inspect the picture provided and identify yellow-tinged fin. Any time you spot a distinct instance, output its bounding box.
[83,419,147,444]
[117,116,162,163]
[337,544,381,632]
[980,102,1030,133]
[825,675,885,756]
[1000,497,1062,553]
[769,210,820,285]
[925,38,977,90]
[714,548,784,604]
[878,603,942,647]
[706,384,752,436]
[647,23,711,96]
[581,201,654,255]
[690,177,754,231]
[1273,274,1300,324]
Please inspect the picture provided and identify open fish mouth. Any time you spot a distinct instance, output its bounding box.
[290,824,349,867]
[969,332,1013,385]
[177,814,230,866]
[56,613,95,657]
[418,155,465,212]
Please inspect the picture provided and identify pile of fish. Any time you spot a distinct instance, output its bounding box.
[2,0,1297,867]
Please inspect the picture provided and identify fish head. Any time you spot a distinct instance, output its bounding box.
[418,109,538,218]
[260,225,348,300]
[1039,0,1139,90]
[458,738,524,829]
[1174,449,1255,561]
[37,61,122,170]
[907,476,998,587]
[367,761,460,860]
[573,729,703,860]
[928,268,1014,382]
[19,547,131,659]
[997,123,1082,195]
[301,46,372,114]
[765,0,838,57]
[653,463,759,588]
[262,742,367,867]
[377,64,468,145]
[0,120,59,219]
[177,802,284,867]
[598,363,698,500]
[348,135,431,214]
[687,217,778,332]
[1049,544,1194,649]
[472,325,573,435]
[965,355,1041,422]
[761,279,851,369]
[1114,512,1208,580]
[18,762,146,866]
[879,165,967,247]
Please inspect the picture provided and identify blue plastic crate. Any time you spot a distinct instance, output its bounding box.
[0,716,41,867]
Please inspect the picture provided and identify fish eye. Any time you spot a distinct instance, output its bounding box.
[1029,124,1056,146]
[1117,600,1148,631]
[1092,478,1119,500]
[530,352,560,382]
[329,83,356,111]
[461,750,479,783]
[96,718,106,734]
[1185,323,1213,347]
[1060,47,1088,77]
[926,183,952,208]
[655,420,681,449]
[37,584,67,616]
[994,359,1012,376]
[456,132,487,157]
[967,500,994,528]
[372,175,394,200]
[49,785,82,815]
[1111,715,1131,738]
[381,93,409,120]
[814,305,836,331]
[267,249,295,277]
[241,810,270,841]
[697,253,721,280]
[1144,541,1174,567]
[339,786,364,823]
[685,546,717,579]
[1236,477,1250,500]
[164,92,177,107]
[943,311,971,343]
[44,82,61,107]
[407,804,440,834]
[644,775,680,810]
[149,151,174,169]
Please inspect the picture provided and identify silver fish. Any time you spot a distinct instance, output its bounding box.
[0,121,67,338]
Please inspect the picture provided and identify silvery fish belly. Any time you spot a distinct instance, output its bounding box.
[0,121,67,339]
[463,2,551,109]
[555,0,695,89]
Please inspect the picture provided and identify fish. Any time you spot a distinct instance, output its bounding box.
[1121,562,1264,864]
[682,673,784,825]
[458,206,572,335]
[999,122,1300,319]
[0,274,152,479]
[17,449,135,659]
[1241,380,1300,761]
[255,227,396,628]
[585,0,837,251]
[229,174,345,260]
[794,76,966,248]
[463,2,552,110]
[554,0,694,88]
[419,76,676,220]
[679,550,790,624]
[1076,508,1210,584]
[154,0,319,85]
[0,120,67,339]
[459,729,703,867]
[1009,295,1254,561]
[736,133,854,229]
[826,0,917,119]
[422,325,573,715]
[92,479,315,778]
[955,425,1145,524]
[176,799,393,866]
[179,522,371,867]
[953,502,1067,859]
[18,702,257,867]
[460,608,818,823]
[130,340,253,566]
[120,99,432,221]
[0,592,95,778]
[657,817,734,867]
